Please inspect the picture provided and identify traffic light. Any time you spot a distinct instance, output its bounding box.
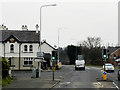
[114,54,116,60]
[102,48,107,59]
[55,52,58,60]
[52,51,56,60]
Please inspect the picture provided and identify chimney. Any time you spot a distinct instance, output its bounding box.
[4,26,6,30]
[35,24,39,33]
[0,24,8,30]
[22,25,28,31]
[22,25,25,30]
[0,25,2,30]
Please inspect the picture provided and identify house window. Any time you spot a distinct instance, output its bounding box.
[29,45,33,52]
[23,58,33,66]
[24,45,28,52]
[10,44,14,53]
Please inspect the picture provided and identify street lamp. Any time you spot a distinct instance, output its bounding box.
[58,28,60,62]
[39,4,57,53]
[38,4,57,78]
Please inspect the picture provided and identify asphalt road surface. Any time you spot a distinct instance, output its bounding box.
[53,65,120,89]
[3,65,120,90]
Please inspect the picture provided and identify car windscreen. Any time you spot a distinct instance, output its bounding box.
[105,64,112,66]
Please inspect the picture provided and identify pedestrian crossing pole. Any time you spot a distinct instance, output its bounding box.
[52,51,56,81]
[53,59,54,81]
[102,47,107,80]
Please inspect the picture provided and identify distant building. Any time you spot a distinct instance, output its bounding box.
[109,48,120,60]
[107,46,120,65]
[0,24,56,70]
[107,46,120,59]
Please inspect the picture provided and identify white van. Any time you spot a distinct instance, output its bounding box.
[75,60,85,70]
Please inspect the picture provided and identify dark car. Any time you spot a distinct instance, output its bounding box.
[118,69,120,81]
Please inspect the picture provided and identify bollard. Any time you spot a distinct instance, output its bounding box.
[31,67,36,78]
[103,71,107,80]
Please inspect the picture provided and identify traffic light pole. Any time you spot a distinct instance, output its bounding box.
[102,47,107,80]
[102,47,107,71]
[53,59,54,81]
[104,58,106,71]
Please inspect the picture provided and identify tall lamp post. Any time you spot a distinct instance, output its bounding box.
[39,4,56,78]
[58,28,60,62]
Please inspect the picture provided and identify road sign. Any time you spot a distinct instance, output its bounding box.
[34,58,40,62]
[52,67,55,71]
[34,58,43,62]
[37,52,44,58]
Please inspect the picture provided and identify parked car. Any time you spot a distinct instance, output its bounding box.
[103,63,114,72]
[118,69,120,81]
[75,60,85,70]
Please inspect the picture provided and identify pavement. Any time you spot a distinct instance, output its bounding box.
[2,69,61,89]
[3,78,60,88]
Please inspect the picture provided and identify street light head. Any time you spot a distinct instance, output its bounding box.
[51,4,56,6]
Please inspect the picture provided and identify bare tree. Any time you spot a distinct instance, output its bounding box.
[82,37,101,49]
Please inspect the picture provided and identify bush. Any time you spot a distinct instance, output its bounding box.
[2,76,12,86]
[2,58,10,79]
[2,58,12,86]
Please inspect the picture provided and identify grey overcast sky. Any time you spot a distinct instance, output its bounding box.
[0,0,119,48]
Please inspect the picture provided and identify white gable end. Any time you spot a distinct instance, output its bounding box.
[41,43,54,54]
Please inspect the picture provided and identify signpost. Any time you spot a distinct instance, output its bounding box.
[35,52,44,78]
[37,52,44,58]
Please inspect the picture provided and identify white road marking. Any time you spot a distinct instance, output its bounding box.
[66,82,71,84]
[90,67,102,70]
[98,82,104,87]
[85,67,90,69]
[113,82,119,90]
[59,82,71,85]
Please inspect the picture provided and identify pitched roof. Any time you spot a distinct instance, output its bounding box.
[110,48,120,56]
[107,46,120,54]
[41,40,56,50]
[0,30,39,43]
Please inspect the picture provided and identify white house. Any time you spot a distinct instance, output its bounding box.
[0,24,56,70]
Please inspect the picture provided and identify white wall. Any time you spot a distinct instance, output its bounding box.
[3,41,53,58]
[21,43,39,57]
[0,43,3,57]
[41,43,54,54]
[5,41,19,57]
[4,42,39,57]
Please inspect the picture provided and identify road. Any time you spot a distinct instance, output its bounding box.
[53,65,120,89]
[3,65,120,89]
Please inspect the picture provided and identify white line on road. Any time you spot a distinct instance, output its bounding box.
[113,82,119,90]
[98,82,104,87]
[85,67,90,69]
[90,67,102,70]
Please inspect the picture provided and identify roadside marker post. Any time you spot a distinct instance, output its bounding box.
[103,71,107,80]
